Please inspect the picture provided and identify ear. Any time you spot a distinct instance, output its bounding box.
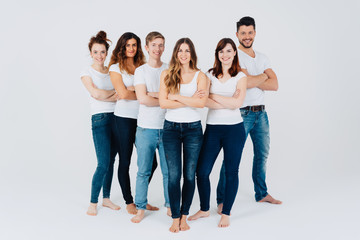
[235,31,239,39]
[145,45,149,52]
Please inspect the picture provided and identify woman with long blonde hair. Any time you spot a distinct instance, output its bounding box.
[159,38,208,233]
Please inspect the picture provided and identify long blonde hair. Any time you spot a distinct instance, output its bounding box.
[164,38,199,94]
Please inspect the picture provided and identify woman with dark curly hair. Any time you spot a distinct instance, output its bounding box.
[109,32,158,215]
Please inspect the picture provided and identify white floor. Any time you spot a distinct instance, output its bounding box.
[1,155,358,240]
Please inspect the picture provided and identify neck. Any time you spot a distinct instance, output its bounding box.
[125,57,135,66]
[221,63,231,75]
[181,63,191,73]
[148,57,162,68]
[91,62,106,72]
[238,44,254,56]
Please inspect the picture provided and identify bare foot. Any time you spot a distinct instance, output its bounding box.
[217,203,223,215]
[86,203,97,216]
[259,194,282,204]
[126,203,138,215]
[180,215,190,231]
[102,198,120,210]
[131,209,145,223]
[169,218,180,233]
[188,210,210,221]
[167,207,172,217]
[218,214,230,228]
[146,203,159,211]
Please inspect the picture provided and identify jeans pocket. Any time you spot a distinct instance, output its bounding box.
[240,109,249,117]
[163,120,173,130]
[189,121,202,129]
[92,113,106,123]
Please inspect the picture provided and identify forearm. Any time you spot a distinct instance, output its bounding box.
[206,98,225,109]
[159,99,186,109]
[138,95,160,107]
[246,73,268,89]
[174,95,207,108]
[211,94,243,109]
[116,88,137,100]
[258,78,279,91]
[91,89,116,100]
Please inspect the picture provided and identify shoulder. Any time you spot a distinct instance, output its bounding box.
[255,50,269,60]
[236,71,246,79]
[109,64,121,74]
[135,64,146,74]
[161,69,169,77]
[80,66,92,78]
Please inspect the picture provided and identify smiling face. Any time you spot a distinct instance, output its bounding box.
[90,43,107,65]
[177,43,191,65]
[236,25,256,49]
[218,43,236,66]
[125,38,137,58]
[145,38,165,60]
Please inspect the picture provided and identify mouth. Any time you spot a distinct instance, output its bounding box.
[221,57,231,61]
[243,39,252,45]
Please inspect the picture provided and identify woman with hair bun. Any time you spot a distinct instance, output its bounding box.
[109,32,158,215]
[80,30,120,216]
[159,38,208,233]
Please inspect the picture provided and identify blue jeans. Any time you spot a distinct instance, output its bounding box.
[134,127,170,210]
[197,123,246,215]
[90,113,117,203]
[163,120,203,219]
[112,116,158,204]
[217,109,270,203]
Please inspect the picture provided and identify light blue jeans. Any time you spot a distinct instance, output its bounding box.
[134,127,170,210]
[217,109,270,202]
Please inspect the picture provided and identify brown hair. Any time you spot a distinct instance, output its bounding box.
[108,32,145,74]
[145,31,165,46]
[88,30,111,52]
[164,38,199,94]
[208,38,241,78]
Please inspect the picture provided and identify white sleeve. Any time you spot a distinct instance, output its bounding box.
[263,55,271,70]
[109,64,121,74]
[134,68,145,86]
[80,67,90,78]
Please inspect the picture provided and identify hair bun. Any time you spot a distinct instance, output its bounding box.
[96,31,107,40]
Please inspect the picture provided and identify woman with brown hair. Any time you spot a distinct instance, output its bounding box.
[109,32,157,215]
[159,38,208,233]
[188,38,247,227]
[80,31,120,216]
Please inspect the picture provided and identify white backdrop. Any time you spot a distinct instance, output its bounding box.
[1,0,359,239]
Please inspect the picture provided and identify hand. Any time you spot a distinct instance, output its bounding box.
[147,92,159,98]
[127,86,135,91]
[262,73,269,81]
[168,93,178,101]
[115,93,121,100]
[232,89,240,98]
[192,90,206,98]
[92,82,98,89]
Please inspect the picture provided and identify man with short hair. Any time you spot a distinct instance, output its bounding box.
[217,17,282,213]
[131,32,170,223]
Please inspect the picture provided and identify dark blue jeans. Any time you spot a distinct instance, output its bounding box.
[217,109,270,203]
[112,116,157,204]
[90,113,117,203]
[197,123,245,215]
[163,120,203,219]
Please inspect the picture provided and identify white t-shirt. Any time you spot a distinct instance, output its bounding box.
[206,71,245,125]
[109,64,139,119]
[80,66,116,115]
[165,71,201,123]
[238,49,271,107]
[134,63,168,129]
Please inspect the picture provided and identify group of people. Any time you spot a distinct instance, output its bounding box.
[80,16,281,233]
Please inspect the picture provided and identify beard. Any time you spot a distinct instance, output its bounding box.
[239,39,253,49]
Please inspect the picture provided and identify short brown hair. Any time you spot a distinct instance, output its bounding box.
[145,31,165,46]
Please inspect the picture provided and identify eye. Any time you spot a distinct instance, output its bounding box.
[219,50,223,54]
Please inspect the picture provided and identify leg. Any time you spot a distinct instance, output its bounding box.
[189,125,222,221]
[88,113,112,215]
[102,119,120,210]
[132,128,157,223]
[113,116,137,213]
[180,121,203,230]
[221,123,246,216]
[158,131,170,210]
[163,121,182,220]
